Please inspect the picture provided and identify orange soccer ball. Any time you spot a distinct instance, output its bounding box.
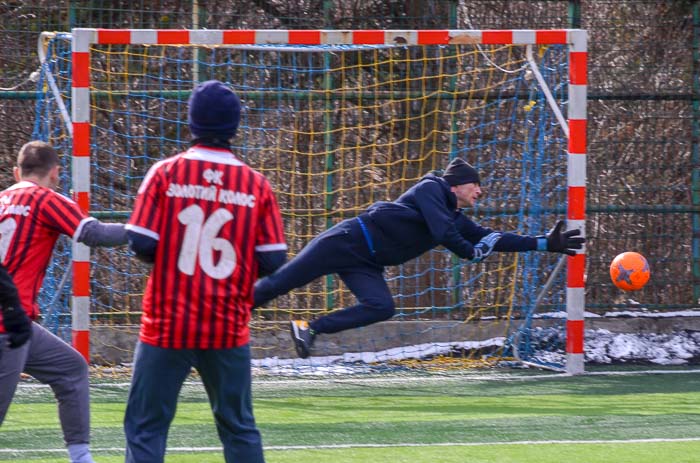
[609,252,650,291]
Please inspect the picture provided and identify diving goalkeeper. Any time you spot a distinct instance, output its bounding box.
[254,157,585,358]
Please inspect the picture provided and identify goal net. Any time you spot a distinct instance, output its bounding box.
[33,29,586,375]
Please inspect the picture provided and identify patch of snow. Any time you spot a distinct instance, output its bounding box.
[253,338,506,375]
[583,329,700,365]
[254,329,700,375]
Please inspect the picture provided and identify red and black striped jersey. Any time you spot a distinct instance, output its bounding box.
[0,181,92,323]
[126,145,287,349]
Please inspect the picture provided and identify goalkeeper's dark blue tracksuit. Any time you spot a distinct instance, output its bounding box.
[253,173,539,334]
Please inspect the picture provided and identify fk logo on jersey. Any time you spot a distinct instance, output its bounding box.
[203,168,224,185]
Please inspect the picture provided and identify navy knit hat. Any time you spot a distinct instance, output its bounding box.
[188,80,241,140]
[442,158,480,186]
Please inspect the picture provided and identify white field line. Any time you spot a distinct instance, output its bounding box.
[18,375,563,390]
[14,367,700,390]
[583,369,700,376]
[3,437,700,454]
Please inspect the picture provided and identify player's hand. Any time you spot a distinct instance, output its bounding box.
[470,232,502,263]
[545,220,585,256]
[2,306,32,348]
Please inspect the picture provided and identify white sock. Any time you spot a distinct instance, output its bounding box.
[67,443,95,463]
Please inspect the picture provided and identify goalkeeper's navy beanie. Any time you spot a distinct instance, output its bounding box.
[442,157,480,186]
[188,80,241,140]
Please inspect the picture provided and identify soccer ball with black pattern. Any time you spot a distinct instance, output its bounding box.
[609,252,650,291]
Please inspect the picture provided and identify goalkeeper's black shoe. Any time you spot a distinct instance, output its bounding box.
[290,320,316,359]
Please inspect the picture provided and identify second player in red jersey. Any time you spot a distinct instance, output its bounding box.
[127,144,286,349]
[0,141,127,463]
[0,181,91,320]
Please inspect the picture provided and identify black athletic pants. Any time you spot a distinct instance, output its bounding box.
[254,218,396,334]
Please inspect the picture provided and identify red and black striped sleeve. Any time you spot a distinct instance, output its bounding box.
[39,191,90,238]
[255,178,286,252]
[127,159,169,240]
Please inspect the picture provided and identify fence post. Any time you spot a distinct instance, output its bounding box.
[568,0,582,28]
[323,0,336,310]
[692,3,700,304]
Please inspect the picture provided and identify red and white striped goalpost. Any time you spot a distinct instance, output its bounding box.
[70,28,587,373]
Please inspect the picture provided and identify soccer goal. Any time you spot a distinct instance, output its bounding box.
[33,28,586,375]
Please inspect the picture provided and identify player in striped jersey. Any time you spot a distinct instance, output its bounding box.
[124,80,287,463]
[0,141,128,463]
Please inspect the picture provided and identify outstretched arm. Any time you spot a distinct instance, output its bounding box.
[77,219,128,247]
[455,214,535,255]
[455,217,584,261]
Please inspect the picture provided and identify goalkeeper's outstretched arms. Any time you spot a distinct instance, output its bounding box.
[456,217,585,264]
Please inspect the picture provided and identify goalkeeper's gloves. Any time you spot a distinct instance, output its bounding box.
[537,220,585,256]
[470,232,502,263]
[2,305,32,349]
